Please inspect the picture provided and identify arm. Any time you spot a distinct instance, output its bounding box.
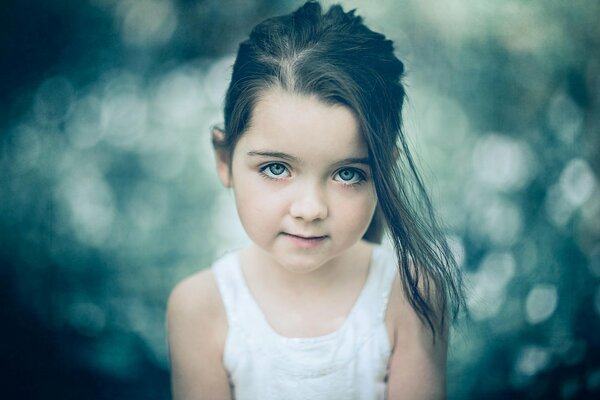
[167,270,232,400]
[385,277,448,400]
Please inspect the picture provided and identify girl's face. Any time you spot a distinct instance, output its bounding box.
[216,88,377,273]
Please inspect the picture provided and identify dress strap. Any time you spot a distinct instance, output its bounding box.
[212,251,273,336]
[355,247,398,326]
[212,252,244,327]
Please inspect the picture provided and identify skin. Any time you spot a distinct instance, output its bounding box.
[167,88,448,399]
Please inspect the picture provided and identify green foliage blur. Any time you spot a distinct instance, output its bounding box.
[1,0,599,399]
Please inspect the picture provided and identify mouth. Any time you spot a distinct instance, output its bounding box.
[281,232,328,248]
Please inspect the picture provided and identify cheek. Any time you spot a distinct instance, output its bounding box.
[233,179,284,224]
[333,189,377,233]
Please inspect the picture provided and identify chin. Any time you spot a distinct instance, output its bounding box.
[272,252,330,274]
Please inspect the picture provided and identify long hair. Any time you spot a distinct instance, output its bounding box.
[216,1,465,337]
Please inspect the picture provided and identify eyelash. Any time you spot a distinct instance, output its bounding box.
[258,163,367,187]
[259,163,290,180]
[335,168,366,187]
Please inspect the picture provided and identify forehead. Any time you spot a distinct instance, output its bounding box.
[237,88,367,158]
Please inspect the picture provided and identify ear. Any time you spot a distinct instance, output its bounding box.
[212,126,232,188]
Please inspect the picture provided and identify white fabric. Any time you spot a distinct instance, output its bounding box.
[212,246,398,400]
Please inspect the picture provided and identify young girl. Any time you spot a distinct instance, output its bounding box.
[167,2,464,399]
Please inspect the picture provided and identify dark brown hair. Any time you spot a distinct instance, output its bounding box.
[215,1,464,337]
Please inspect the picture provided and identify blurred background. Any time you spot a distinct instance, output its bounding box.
[1,0,599,398]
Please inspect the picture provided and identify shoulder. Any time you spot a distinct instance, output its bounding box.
[384,252,448,399]
[167,267,229,359]
[168,268,221,318]
[167,267,227,340]
[167,268,231,399]
[380,246,446,339]
[385,258,448,348]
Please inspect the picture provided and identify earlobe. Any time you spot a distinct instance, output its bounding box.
[212,126,232,188]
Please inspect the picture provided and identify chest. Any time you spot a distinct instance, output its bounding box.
[256,289,357,337]
[211,248,399,400]
[223,295,393,400]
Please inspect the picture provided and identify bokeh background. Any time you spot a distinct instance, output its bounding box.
[1,0,599,399]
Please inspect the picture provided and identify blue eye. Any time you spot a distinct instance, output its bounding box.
[335,168,364,185]
[260,163,290,179]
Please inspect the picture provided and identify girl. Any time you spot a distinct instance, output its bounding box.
[167,2,464,399]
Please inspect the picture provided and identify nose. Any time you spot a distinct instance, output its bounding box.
[289,182,328,221]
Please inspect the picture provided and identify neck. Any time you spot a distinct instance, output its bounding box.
[241,241,371,298]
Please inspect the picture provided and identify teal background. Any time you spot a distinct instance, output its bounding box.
[1,0,599,398]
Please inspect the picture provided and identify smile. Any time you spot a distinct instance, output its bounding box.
[282,233,328,249]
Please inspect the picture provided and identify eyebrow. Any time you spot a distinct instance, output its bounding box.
[247,150,371,167]
[247,150,298,163]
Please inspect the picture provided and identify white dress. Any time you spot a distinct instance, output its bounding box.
[212,246,398,400]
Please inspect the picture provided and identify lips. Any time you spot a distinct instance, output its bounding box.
[282,232,328,248]
[285,233,327,239]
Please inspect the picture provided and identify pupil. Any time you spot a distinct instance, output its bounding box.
[341,170,354,180]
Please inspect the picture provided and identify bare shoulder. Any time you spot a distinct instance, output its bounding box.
[385,256,448,400]
[167,267,229,352]
[382,249,447,344]
[168,268,225,324]
[167,268,231,400]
